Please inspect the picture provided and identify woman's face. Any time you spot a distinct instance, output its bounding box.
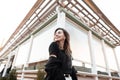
[54,29,66,42]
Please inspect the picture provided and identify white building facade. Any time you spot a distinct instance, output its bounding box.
[0,0,120,80]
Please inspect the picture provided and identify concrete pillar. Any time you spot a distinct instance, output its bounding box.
[56,6,66,28]
[113,48,120,76]
[88,31,98,80]
[21,35,33,80]
[11,47,19,69]
[101,40,111,78]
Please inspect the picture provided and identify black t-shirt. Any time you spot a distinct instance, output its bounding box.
[49,42,72,74]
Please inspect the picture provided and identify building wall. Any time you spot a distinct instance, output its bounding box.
[13,16,118,72]
[1,11,119,79]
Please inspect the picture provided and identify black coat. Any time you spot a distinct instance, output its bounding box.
[44,57,78,80]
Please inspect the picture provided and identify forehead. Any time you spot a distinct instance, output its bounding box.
[55,29,64,33]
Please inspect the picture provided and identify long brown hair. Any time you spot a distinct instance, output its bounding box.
[54,28,72,56]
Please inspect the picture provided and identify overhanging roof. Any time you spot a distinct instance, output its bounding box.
[83,0,120,36]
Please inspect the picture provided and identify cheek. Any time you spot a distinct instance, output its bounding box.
[61,35,66,40]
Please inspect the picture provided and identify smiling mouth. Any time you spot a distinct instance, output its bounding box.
[55,36,60,38]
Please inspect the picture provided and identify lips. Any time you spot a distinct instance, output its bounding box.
[55,36,60,39]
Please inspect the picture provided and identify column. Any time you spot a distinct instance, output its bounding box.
[11,47,19,69]
[20,35,33,80]
[56,6,66,28]
[88,31,98,80]
[113,48,120,76]
[101,40,111,76]
[26,35,34,65]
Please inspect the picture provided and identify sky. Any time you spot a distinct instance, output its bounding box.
[0,0,119,47]
[93,0,120,31]
[0,0,37,47]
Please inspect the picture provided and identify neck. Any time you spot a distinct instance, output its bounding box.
[58,40,64,50]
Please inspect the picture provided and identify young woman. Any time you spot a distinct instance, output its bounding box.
[44,28,77,80]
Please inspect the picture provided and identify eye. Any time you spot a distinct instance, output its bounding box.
[58,31,61,34]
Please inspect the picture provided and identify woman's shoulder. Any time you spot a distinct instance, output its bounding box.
[49,41,59,54]
[49,41,58,47]
[49,41,59,50]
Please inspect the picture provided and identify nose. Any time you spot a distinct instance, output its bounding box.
[55,33,58,36]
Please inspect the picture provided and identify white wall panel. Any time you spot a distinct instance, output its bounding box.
[105,43,117,71]
[29,21,58,63]
[14,40,30,66]
[65,20,91,67]
[92,36,106,71]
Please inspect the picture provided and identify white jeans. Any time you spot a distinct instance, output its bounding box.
[65,76,72,80]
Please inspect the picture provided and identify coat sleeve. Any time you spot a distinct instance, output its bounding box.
[44,42,65,80]
[45,57,61,72]
[45,56,65,80]
[45,42,61,72]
